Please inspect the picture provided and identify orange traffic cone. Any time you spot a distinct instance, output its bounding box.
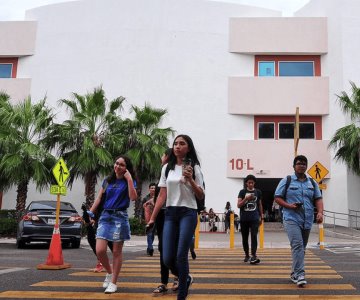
[37,224,71,270]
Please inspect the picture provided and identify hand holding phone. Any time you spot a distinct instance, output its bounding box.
[181,158,192,183]
[294,202,303,209]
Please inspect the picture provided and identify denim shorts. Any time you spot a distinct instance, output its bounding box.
[96,209,131,242]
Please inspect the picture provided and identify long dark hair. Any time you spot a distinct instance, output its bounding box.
[167,134,200,172]
[107,155,136,183]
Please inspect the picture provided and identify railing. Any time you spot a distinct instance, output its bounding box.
[199,212,240,233]
[349,209,360,229]
[323,209,360,238]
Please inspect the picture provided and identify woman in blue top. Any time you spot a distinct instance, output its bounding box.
[90,155,137,294]
[148,134,205,300]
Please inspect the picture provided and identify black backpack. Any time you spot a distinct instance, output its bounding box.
[165,164,205,213]
[283,175,316,201]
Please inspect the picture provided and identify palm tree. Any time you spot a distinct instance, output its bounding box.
[45,86,127,207]
[329,81,360,175]
[125,104,174,218]
[0,92,11,208]
[0,96,56,213]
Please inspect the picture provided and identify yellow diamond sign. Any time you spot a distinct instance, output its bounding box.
[308,161,329,183]
[52,158,69,186]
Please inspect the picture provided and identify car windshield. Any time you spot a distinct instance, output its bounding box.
[29,201,75,211]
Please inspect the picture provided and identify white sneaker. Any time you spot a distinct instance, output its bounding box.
[297,276,307,287]
[102,273,112,288]
[104,282,117,294]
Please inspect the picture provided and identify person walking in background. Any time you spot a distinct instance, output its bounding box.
[237,174,264,264]
[208,208,218,232]
[224,201,233,234]
[151,148,179,296]
[274,155,323,288]
[81,202,113,272]
[272,200,281,222]
[143,183,156,256]
[89,155,137,294]
[147,135,205,300]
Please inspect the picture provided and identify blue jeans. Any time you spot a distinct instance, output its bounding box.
[162,206,197,300]
[283,219,311,278]
[146,230,154,252]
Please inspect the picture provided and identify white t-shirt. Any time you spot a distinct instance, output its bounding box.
[158,163,205,209]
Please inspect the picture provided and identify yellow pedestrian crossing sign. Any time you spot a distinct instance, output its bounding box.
[308,161,329,183]
[52,158,69,187]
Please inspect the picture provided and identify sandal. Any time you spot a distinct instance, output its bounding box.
[152,284,168,296]
[172,277,179,292]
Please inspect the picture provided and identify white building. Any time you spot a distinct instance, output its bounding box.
[1,0,359,225]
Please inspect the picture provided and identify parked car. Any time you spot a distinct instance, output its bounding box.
[16,200,82,249]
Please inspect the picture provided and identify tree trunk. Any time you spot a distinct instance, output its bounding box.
[84,171,97,207]
[16,180,29,219]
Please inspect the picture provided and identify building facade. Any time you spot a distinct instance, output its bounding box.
[1,0,359,225]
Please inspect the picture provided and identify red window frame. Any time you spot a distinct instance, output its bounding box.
[0,58,18,78]
[254,116,322,140]
[255,55,321,77]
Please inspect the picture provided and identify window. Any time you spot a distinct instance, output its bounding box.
[279,122,315,139]
[255,55,321,77]
[278,123,294,139]
[258,62,275,76]
[255,116,320,140]
[279,62,314,76]
[258,123,275,139]
[0,64,12,78]
[299,123,315,139]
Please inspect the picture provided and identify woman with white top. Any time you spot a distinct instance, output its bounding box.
[147,134,205,300]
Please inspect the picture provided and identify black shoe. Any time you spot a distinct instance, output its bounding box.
[186,274,193,291]
[244,255,250,262]
[191,250,196,260]
[149,249,154,256]
[250,256,260,264]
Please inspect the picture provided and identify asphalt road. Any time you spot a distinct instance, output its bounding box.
[1,237,360,299]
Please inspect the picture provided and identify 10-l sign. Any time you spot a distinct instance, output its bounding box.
[229,158,254,170]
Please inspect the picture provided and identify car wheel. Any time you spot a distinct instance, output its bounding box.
[16,239,26,249]
[71,239,81,249]
[62,241,70,248]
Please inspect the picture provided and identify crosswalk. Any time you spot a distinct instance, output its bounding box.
[1,248,360,299]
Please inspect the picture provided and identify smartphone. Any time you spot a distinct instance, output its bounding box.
[182,157,192,167]
[181,158,192,183]
[294,202,303,207]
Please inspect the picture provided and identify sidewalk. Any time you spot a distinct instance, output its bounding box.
[2,222,359,249]
[127,222,360,249]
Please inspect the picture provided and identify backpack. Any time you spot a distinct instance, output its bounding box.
[283,175,316,202]
[165,163,205,213]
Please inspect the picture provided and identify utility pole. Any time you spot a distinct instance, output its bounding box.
[294,107,300,157]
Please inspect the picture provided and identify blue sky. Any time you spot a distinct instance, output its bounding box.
[0,0,310,21]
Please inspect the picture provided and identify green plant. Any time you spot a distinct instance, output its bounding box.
[129,217,145,236]
[0,210,17,236]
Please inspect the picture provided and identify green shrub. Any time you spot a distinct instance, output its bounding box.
[0,210,17,236]
[129,217,145,235]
